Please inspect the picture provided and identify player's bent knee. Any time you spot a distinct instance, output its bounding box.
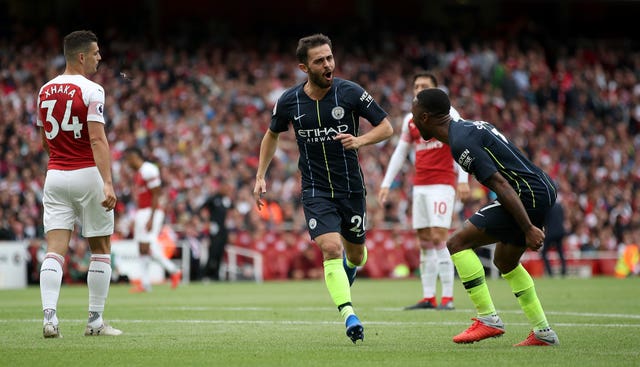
[320,245,343,260]
[446,238,467,255]
[493,258,518,274]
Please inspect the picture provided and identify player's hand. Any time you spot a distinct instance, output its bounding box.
[525,225,545,251]
[456,183,471,202]
[145,218,153,231]
[253,178,267,210]
[102,184,117,211]
[334,133,361,150]
[378,187,390,205]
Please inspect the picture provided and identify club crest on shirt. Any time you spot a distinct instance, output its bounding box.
[308,218,317,230]
[331,106,345,120]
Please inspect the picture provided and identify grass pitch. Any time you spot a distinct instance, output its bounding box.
[1,276,638,367]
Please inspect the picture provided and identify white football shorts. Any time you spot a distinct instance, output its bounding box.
[412,184,456,230]
[43,167,114,237]
[133,207,165,243]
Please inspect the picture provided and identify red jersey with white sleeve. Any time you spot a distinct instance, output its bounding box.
[36,75,105,170]
[381,107,467,189]
[133,161,162,209]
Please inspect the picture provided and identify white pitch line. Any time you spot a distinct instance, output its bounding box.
[3,319,639,328]
[159,306,640,320]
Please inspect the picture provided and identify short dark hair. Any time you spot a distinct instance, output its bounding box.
[63,30,98,60]
[123,146,143,159]
[296,33,332,65]
[415,88,451,116]
[413,72,438,87]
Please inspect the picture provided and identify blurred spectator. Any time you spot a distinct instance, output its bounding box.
[26,239,46,284]
[1,23,639,280]
[182,215,205,281]
[289,242,323,280]
[541,201,567,277]
[199,181,233,280]
[68,240,91,283]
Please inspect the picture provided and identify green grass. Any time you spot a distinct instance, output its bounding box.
[1,277,638,367]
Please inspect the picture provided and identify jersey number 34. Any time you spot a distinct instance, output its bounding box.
[41,99,83,140]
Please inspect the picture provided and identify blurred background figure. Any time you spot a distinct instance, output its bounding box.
[290,242,323,280]
[541,200,567,277]
[69,240,91,283]
[123,147,182,292]
[200,181,233,281]
[0,1,637,284]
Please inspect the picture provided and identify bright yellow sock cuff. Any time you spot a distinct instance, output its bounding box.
[501,263,534,293]
[450,249,484,282]
[503,263,549,330]
[451,249,495,316]
[324,258,351,308]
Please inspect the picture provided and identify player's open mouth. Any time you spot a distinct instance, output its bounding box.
[324,71,332,80]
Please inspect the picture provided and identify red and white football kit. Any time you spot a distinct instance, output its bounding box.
[381,107,468,229]
[132,161,164,243]
[37,75,113,236]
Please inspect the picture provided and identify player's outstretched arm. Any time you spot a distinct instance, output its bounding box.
[378,139,411,204]
[253,129,280,210]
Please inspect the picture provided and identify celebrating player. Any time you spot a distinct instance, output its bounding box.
[411,88,559,346]
[379,72,469,310]
[253,33,393,343]
[37,30,121,337]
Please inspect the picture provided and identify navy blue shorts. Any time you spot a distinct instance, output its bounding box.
[469,200,550,247]
[301,195,367,244]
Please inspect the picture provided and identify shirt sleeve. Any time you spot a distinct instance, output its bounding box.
[36,93,43,127]
[399,113,413,143]
[141,162,162,189]
[451,108,469,184]
[450,106,462,121]
[381,113,412,188]
[464,135,498,184]
[86,83,106,124]
[269,96,290,133]
[456,163,469,184]
[348,81,388,126]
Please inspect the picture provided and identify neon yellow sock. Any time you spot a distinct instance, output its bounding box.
[451,249,496,316]
[502,264,549,331]
[346,247,368,268]
[324,258,352,313]
[339,305,354,320]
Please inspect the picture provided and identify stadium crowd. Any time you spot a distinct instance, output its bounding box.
[1,25,639,280]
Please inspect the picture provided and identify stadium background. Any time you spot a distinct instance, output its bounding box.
[1,0,639,283]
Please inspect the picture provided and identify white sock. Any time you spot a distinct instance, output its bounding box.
[436,246,455,298]
[420,248,437,299]
[87,254,112,327]
[140,255,151,289]
[40,253,64,325]
[150,241,178,274]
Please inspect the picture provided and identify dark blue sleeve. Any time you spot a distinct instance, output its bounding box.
[269,94,290,133]
[467,143,498,184]
[454,129,498,184]
[343,81,388,126]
